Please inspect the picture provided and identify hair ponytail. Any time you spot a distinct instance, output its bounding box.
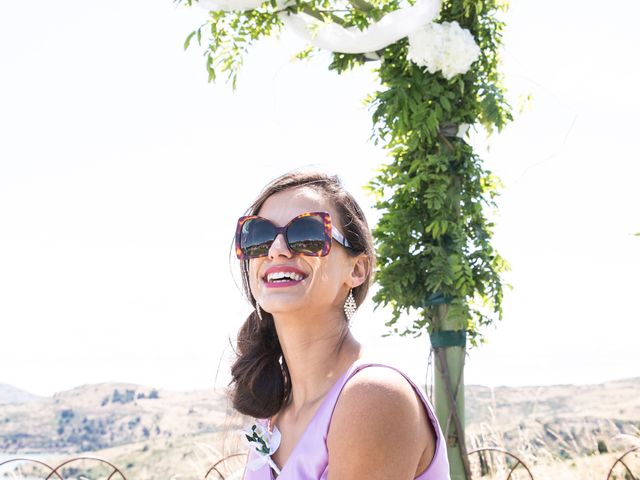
[229,305,291,418]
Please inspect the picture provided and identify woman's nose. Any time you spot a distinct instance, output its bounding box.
[268,233,292,259]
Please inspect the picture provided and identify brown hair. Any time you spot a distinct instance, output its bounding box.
[228,169,375,419]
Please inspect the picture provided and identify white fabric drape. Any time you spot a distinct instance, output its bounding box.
[197,0,291,12]
[197,0,442,55]
[279,0,442,54]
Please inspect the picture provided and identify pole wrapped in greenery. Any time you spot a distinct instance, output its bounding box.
[180,0,513,477]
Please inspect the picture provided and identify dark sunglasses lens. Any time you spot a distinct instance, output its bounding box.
[287,215,326,255]
[241,218,276,258]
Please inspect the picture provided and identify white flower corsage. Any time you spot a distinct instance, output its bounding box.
[243,420,282,474]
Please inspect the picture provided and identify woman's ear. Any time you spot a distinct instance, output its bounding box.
[348,254,370,289]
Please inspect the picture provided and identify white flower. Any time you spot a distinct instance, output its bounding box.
[407,21,481,80]
[242,421,282,474]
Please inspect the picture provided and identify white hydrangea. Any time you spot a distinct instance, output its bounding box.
[407,21,481,80]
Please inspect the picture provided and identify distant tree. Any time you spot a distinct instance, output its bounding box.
[128,416,141,430]
[597,439,608,454]
[111,388,137,404]
[111,389,123,403]
[59,409,74,423]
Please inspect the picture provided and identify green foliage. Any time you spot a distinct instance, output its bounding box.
[180,0,513,344]
[354,3,512,342]
[180,0,285,88]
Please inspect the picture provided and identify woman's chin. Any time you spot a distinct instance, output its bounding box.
[260,300,307,317]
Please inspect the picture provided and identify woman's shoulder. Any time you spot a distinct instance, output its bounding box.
[338,358,426,419]
[331,354,431,436]
[347,359,419,395]
[327,358,435,477]
[348,353,421,390]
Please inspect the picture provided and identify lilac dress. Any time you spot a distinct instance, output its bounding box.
[243,358,451,479]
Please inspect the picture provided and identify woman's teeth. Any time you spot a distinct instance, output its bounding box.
[266,271,304,283]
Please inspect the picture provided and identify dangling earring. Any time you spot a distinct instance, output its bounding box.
[256,303,263,321]
[344,288,357,320]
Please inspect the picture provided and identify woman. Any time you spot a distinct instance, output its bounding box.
[231,170,450,479]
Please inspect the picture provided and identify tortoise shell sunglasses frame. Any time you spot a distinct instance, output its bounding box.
[235,211,352,260]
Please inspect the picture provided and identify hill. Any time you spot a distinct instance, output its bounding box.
[0,384,41,405]
[0,382,241,454]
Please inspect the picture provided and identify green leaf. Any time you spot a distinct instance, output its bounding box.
[184,30,197,51]
[440,96,451,112]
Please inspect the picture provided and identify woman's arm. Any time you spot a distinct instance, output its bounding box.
[327,367,435,480]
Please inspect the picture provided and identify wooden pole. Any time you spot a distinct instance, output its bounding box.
[433,304,472,480]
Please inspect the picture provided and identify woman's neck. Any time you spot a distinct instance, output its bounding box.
[273,311,362,419]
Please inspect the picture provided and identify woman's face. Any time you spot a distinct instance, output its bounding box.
[248,186,362,318]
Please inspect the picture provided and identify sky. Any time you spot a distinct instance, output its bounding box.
[0,0,639,398]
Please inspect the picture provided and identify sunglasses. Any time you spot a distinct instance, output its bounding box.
[235,211,352,260]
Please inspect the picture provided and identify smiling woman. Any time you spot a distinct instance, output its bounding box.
[228,169,451,480]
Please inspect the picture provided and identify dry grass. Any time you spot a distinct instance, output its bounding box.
[0,431,247,480]
[466,383,640,480]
